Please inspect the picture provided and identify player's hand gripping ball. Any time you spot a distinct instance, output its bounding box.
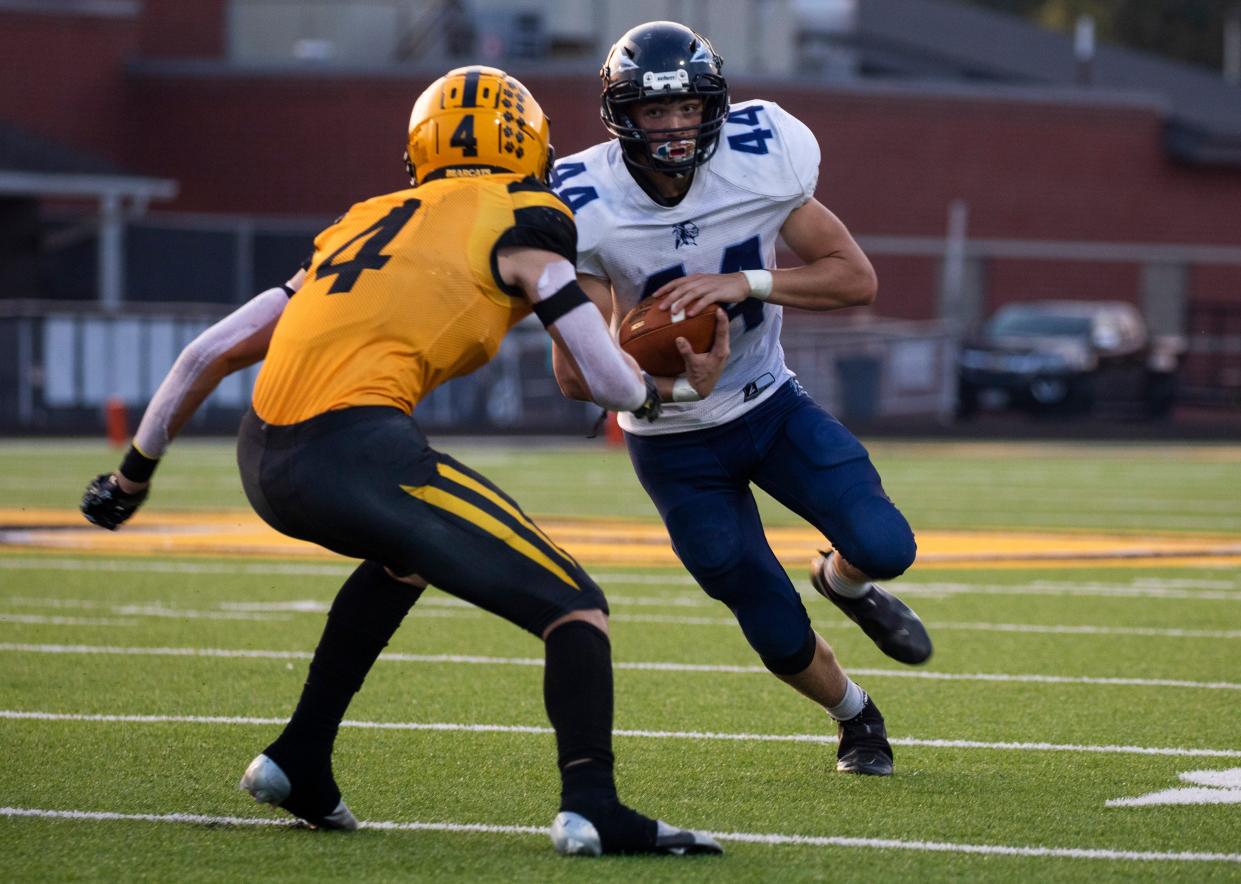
[618,299,717,377]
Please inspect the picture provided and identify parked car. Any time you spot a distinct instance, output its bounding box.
[956,301,1180,418]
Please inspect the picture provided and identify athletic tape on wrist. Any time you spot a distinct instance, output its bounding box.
[671,377,701,402]
[741,269,773,300]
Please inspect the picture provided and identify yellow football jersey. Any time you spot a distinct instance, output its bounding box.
[253,174,575,425]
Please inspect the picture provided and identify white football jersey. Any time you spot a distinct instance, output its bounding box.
[556,100,821,435]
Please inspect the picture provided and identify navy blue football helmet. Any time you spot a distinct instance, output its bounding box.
[600,21,729,174]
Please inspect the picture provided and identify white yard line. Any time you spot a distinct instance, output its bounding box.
[0,558,356,577]
[613,615,1241,639]
[0,642,1237,691]
[3,558,1241,602]
[0,805,1237,864]
[0,614,138,627]
[2,710,1239,760]
[927,621,1241,639]
[894,584,1241,601]
[0,598,288,622]
[110,606,289,622]
[5,593,1240,639]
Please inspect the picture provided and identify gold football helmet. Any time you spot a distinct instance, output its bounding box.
[405,66,554,186]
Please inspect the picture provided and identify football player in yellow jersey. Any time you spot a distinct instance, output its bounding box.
[80,66,726,857]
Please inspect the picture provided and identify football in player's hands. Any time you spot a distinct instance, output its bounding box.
[81,473,149,530]
[618,299,716,377]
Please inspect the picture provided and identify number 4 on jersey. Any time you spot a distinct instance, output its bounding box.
[316,199,421,294]
[719,237,765,331]
[726,107,774,156]
[640,235,766,332]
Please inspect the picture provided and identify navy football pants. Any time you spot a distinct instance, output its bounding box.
[626,380,917,663]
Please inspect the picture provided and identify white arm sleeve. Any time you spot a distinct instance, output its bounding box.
[533,260,646,412]
[132,286,290,458]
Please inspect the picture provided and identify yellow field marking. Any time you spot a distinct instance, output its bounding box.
[4,508,1240,570]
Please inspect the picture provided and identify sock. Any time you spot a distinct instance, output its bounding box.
[268,561,422,777]
[543,620,657,852]
[826,678,866,722]
[543,620,616,785]
[824,552,872,599]
[558,763,658,853]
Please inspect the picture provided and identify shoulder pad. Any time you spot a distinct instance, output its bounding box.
[551,143,613,215]
[712,100,820,201]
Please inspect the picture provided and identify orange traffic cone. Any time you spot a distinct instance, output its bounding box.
[605,412,623,447]
[105,396,129,449]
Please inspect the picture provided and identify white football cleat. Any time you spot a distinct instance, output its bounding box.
[653,819,723,855]
[550,811,602,856]
[550,811,723,856]
[239,753,359,831]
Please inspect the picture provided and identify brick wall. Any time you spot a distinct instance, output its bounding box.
[0,10,139,163]
[139,0,229,58]
[4,1,1239,322]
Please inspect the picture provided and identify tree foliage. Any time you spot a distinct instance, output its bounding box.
[957,0,1238,72]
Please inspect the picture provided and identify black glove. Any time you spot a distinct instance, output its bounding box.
[81,474,149,530]
[630,373,662,423]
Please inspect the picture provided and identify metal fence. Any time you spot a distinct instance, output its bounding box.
[0,304,953,436]
[32,208,1241,410]
[782,319,956,423]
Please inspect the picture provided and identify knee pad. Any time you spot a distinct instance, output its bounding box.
[665,505,745,586]
[760,628,817,676]
[835,494,917,581]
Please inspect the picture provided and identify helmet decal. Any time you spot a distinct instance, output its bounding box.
[405,66,555,186]
[688,44,715,64]
[642,69,691,92]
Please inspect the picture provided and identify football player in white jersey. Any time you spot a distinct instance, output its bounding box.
[553,21,933,776]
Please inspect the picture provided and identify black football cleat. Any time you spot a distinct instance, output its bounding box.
[811,552,933,665]
[835,695,894,776]
[239,753,358,830]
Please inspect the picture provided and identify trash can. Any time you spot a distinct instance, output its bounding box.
[835,355,881,421]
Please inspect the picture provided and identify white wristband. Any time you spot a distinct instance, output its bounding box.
[741,269,773,300]
[671,377,702,402]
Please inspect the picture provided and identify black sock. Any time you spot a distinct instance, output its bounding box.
[267,561,422,777]
[543,620,616,785]
[543,620,656,852]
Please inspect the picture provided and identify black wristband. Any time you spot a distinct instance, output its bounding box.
[531,280,589,327]
[630,374,662,422]
[118,445,159,483]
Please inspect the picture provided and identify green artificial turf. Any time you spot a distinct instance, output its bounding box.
[1,439,1238,881]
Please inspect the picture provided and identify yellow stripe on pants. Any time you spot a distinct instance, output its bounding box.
[400,482,581,591]
[433,462,581,569]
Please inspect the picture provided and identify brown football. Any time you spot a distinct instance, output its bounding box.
[618,300,717,376]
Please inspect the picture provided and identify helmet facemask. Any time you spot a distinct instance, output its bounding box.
[605,84,728,175]
[600,22,730,177]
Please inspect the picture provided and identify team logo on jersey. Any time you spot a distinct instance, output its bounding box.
[743,373,776,402]
[673,221,699,249]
